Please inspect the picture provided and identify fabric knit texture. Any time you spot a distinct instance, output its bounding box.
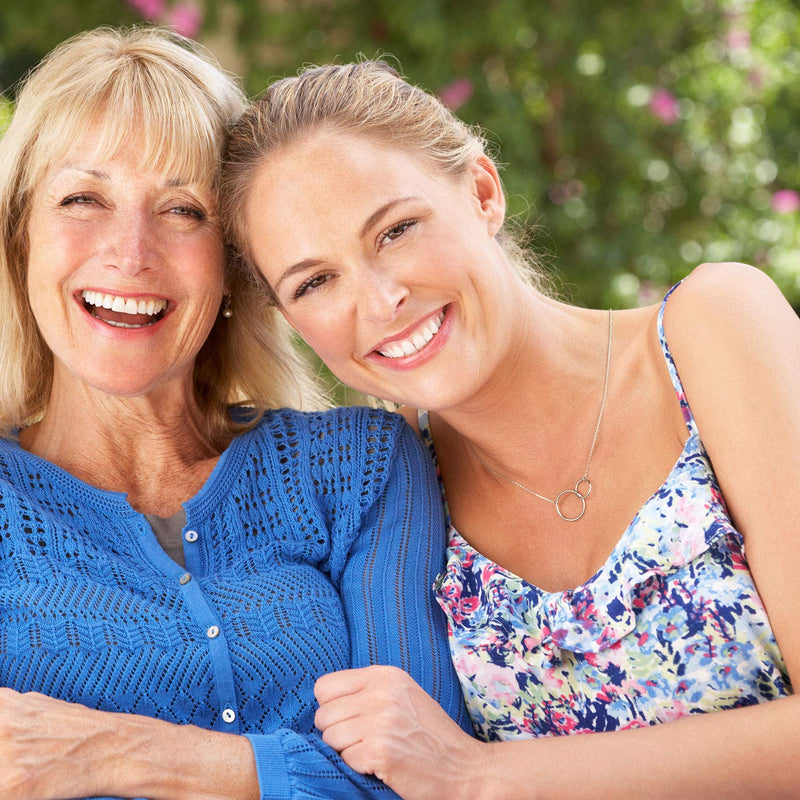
[0,406,469,799]
[422,281,791,741]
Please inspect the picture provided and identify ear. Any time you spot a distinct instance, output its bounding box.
[469,155,506,237]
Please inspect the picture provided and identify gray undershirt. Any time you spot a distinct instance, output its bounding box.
[145,508,188,568]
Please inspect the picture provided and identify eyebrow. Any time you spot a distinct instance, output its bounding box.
[54,166,110,180]
[53,167,190,188]
[274,197,419,293]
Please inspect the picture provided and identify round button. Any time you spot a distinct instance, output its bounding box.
[184,530,198,543]
[222,708,236,723]
[178,573,191,585]
[206,625,220,639]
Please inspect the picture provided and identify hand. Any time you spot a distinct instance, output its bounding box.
[315,665,489,800]
[0,687,116,800]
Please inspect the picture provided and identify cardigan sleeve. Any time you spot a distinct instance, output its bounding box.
[334,417,471,725]
[243,412,471,799]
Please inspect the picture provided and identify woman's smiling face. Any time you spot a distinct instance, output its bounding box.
[245,130,516,410]
[26,124,226,401]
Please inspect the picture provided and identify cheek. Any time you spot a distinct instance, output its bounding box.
[290,310,353,365]
[182,233,226,284]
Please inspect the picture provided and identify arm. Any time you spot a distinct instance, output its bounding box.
[333,416,471,732]
[0,411,459,800]
[0,688,257,800]
[314,264,800,799]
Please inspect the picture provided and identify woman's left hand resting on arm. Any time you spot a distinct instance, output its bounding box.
[314,265,800,800]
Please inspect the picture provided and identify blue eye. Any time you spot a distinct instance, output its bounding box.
[170,205,206,221]
[60,194,97,206]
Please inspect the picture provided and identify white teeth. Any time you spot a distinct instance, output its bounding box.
[411,332,427,349]
[81,290,167,317]
[378,310,445,359]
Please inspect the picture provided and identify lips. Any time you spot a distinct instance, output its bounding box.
[81,290,169,328]
[376,309,445,358]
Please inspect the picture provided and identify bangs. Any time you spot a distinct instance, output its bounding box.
[26,66,223,193]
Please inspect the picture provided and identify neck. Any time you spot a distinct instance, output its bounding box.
[431,298,613,488]
[20,377,222,514]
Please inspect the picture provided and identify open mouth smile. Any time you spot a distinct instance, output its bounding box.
[376,309,446,359]
[81,290,169,329]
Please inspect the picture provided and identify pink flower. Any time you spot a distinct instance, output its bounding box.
[438,79,474,111]
[771,189,800,214]
[126,0,165,20]
[726,27,750,50]
[169,2,203,38]
[649,88,679,124]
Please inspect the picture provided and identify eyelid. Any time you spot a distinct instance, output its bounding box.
[378,218,417,248]
[169,203,207,220]
[60,192,99,205]
[292,270,334,300]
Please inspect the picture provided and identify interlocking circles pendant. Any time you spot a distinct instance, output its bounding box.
[554,478,592,522]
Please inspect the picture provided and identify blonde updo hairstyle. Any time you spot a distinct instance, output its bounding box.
[222,60,540,303]
[0,26,326,444]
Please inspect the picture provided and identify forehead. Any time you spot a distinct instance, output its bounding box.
[249,131,460,228]
[32,107,215,194]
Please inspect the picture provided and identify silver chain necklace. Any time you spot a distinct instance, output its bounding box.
[474,309,613,522]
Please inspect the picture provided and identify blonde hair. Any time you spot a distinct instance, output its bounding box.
[222,60,541,302]
[0,26,327,444]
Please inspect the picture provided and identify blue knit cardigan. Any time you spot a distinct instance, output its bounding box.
[0,407,468,799]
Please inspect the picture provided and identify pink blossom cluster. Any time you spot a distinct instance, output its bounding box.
[649,88,679,124]
[771,189,800,215]
[126,0,202,38]
[437,79,474,111]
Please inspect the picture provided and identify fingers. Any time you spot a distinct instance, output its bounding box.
[315,664,408,704]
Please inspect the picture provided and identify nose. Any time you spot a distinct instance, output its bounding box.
[359,270,409,322]
[103,211,156,277]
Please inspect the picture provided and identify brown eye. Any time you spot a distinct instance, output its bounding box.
[293,272,333,300]
[379,219,417,248]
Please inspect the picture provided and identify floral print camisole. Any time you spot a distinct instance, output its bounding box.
[421,282,791,741]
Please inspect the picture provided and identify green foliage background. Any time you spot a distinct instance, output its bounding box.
[2,0,799,316]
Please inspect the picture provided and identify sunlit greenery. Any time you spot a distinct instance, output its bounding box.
[2,0,799,313]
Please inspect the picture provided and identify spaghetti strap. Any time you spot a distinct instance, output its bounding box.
[657,280,700,438]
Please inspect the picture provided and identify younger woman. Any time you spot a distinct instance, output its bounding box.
[222,61,800,798]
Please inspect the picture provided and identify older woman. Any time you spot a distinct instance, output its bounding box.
[222,61,800,799]
[0,32,466,800]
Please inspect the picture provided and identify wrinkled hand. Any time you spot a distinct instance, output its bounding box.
[0,687,115,800]
[315,665,488,800]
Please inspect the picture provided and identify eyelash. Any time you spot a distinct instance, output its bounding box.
[60,193,96,206]
[170,204,207,220]
[59,195,206,221]
[379,218,417,247]
[293,272,333,300]
[290,218,418,301]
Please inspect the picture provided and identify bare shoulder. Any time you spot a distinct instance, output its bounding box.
[663,262,799,376]
[663,266,800,679]
[666,261,792,322]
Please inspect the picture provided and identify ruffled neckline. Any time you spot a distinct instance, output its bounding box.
[435,430,739,662]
